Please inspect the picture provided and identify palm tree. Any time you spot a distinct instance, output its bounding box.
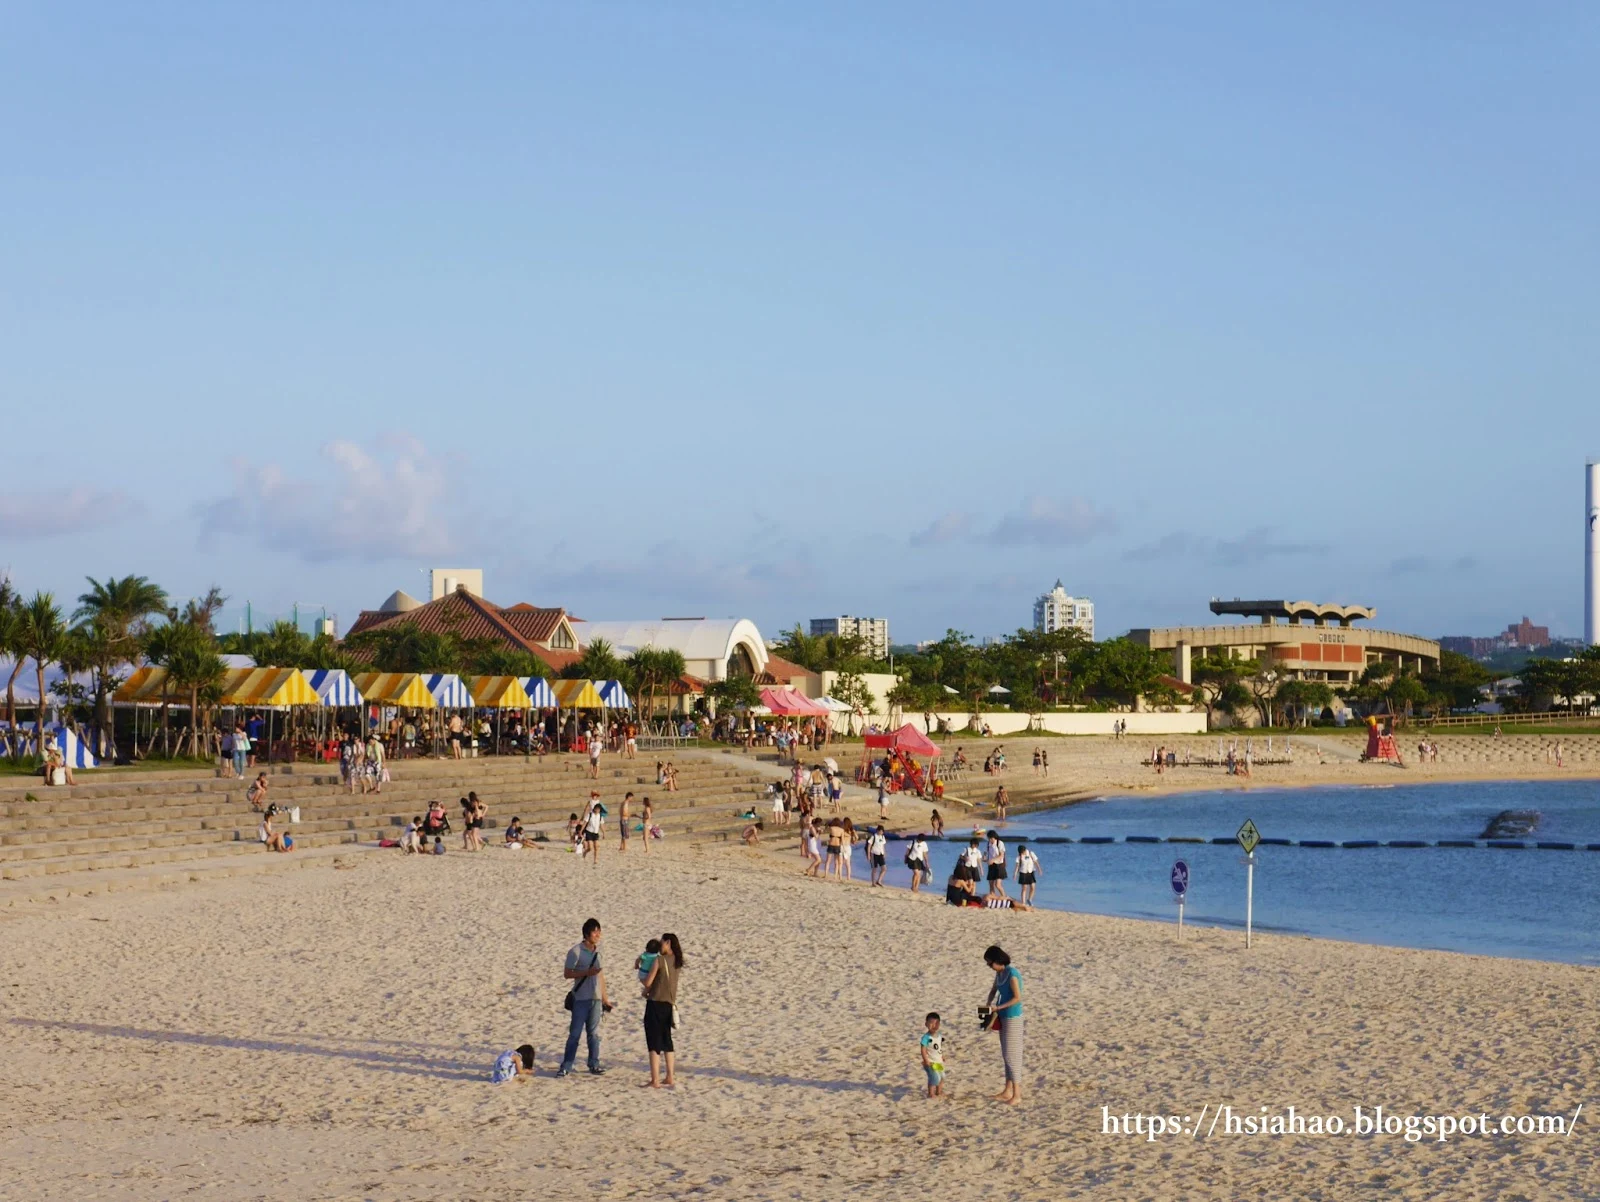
[569,637,620,681]
[141,622,182,756]
[305,635,361,673]
[248,620,313,668]
[73,574,168,758]
[165,625,225,757]
[17,592,68,756]
[626,646,686,720]
[472,646,540,677]
[0,582,24,761]
[174,586,228,634]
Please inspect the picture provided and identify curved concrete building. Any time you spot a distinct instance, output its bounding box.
[1130,599,1439,686]
[572,618,768,682]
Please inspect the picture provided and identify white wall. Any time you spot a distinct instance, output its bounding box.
[898,711,1206,737]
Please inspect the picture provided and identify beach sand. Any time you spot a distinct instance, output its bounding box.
[935,731,1600,812]
[2,824,1595,1200]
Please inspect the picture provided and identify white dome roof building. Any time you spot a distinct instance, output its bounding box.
[571,618,768,682]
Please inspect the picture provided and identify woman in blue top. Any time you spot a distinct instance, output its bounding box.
[983,945,1023,1104]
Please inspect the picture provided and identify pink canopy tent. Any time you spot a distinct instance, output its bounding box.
[863,723,941,757]
[759,687,829,717]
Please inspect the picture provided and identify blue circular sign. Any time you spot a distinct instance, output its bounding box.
[1171,860,1189,897]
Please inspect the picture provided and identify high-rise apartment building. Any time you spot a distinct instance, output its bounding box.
[1033,580,1094,639]
[809,615,890,659]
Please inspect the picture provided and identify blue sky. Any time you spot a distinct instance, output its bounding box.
[3,2,1597,644]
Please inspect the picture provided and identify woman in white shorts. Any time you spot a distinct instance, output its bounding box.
[771,787,786,827]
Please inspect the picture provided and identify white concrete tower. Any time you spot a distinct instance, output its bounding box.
[1588,461,1600,644]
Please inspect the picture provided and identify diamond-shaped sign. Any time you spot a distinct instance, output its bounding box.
[1236,818,1261,856]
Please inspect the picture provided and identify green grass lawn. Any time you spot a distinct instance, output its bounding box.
[0,755,217,778]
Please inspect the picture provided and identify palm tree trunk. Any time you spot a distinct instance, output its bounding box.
[189,687,200,757]
[36,660,48,751]
[95,670,111,759]
[160,690,171,757]
[5,660,23,763]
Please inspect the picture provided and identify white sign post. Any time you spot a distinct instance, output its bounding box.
[1170,860,1189,940]
[1236,819,1261,949]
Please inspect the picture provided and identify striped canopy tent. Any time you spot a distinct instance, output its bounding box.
[522,677,557,707]
[352,672,435,708]
[2,722,101,768]
[469,675,533,708]
[218,668,320,708]
[113,666,176,704]
[552,678,604,708]
[52,724,100,769]
[304,668,363,707]
[595,679,633,709]
[422,673,472,709]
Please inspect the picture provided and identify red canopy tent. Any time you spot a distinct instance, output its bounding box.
[759,687,829,716]
[860,723,942,796]
[863,724,941,757]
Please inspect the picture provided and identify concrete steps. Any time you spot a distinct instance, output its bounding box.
[0,753,773,883]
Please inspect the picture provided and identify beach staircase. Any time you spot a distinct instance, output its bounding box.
[0,753,775,899]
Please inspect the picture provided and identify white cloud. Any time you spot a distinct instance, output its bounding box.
[909,511,977,547]
[0,488,139,538]
[535,541,819,609]
[990,495,1118,547]
[196,436,461,562]
[1122,526,1327,565]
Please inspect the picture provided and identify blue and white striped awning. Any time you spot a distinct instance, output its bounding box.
[523,676,557,707]
[0,722,100,768]
[304,669,363,707]
[595,679,633,709]
[422,673,472,708]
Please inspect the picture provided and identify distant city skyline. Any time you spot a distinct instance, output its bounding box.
[2,5,1597,643]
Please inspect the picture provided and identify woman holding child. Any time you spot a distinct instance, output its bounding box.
[639,933,683,1088]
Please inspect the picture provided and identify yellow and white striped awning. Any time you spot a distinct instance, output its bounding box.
[552,678,603,708]
[218,667,320,707]
[468,676,534,708]
[113,665,173,703]
[351,672,436,708]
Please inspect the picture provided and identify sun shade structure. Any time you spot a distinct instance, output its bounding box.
[421,673,472,708]
[758,687,829,716]
[523,677,557,707]
[352,672,436,708]
[815,695,856,713]
[595,679,633,709]
[113,666,175,703]
[304,669,363,707]
[863,723,941,757]
[552,678,604,708]
[469,675,534,708]
[218,668,320,707]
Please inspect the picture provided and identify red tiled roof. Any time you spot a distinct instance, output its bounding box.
[498,607,568,645]
[344,591,573,658]
[534,647,581,673]
[757,653,814,685]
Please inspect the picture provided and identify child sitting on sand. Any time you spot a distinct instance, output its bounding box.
[920,1013,944,1098]
[432,836,445,856]
[504,817,524,848]
[401,817,422,854]
[637,938,662,982]
[491,1044,536,1082]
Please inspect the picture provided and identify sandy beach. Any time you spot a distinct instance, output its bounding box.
[3,804,1595,1201]
[934,731,1600,813]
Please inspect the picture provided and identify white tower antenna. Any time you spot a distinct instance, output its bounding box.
[1587,461,1599,645]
